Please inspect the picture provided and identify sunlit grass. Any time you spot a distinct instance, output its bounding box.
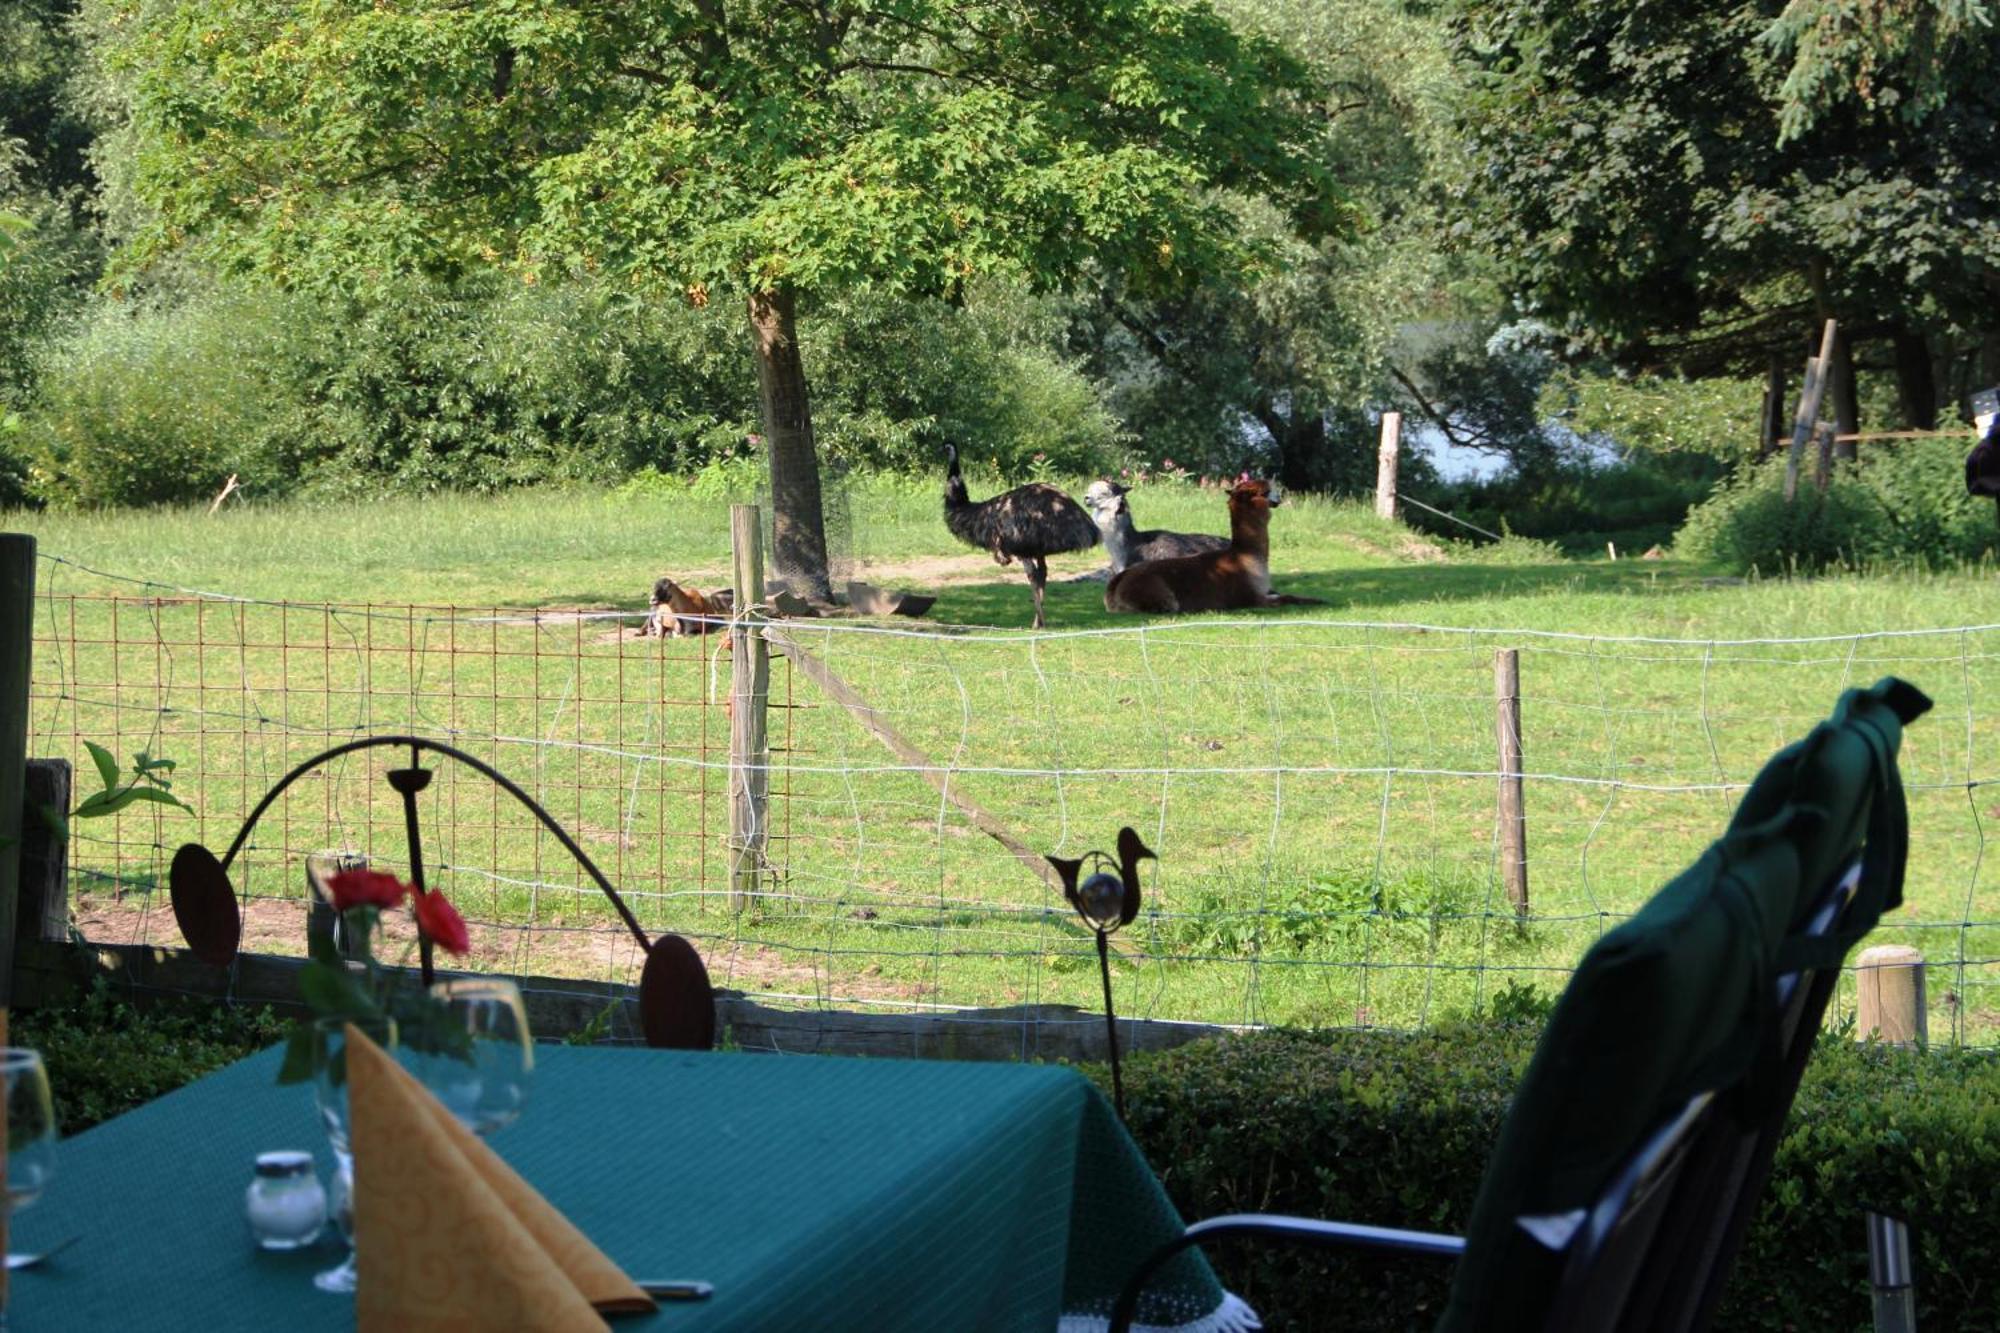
[11,480,1998,1040]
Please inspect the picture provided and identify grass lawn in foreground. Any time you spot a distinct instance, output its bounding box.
[10,478,1998,1041]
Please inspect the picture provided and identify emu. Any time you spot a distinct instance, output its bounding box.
[942,443,1098,629]
[1081,479,1229,575]
[1103,478,1283,615]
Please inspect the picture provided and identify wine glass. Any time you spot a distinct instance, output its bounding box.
[310,1015,396,1295]
[416,978,534,1137]
[2,1049,56,1328]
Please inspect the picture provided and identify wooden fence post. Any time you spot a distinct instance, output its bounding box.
[1495,648,1528,918]
[729,505,770,913]
[1375,411,1401,521]
[1856,943,1924,1332]
[1813,420,1837,495]
[0,532,35,1006]
[19,759,69,945]
[1856,944,1926,1046]
[1783,319,1839,502]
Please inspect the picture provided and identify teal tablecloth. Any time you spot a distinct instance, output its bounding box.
[14,1045,1246,1332]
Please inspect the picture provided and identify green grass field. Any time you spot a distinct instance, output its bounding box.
[11,477,1999,1041]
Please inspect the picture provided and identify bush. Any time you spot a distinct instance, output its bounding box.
[274,276,757,495]
[1677,440,2000,573]
[13,981,290,1134]
[21,291,293,506]
[1415,451,1723,556]
[1096,1024,2000,1331]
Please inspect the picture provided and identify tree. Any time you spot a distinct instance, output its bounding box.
[1080,0,1463,490]
[101,0,1339,596]
[1447,0,2000,443]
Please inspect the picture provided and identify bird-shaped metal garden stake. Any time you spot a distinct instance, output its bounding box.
[1047,826,1153,1120]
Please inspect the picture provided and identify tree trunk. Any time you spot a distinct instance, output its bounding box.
[1830,326,1860,461]
[1891,328,1938,430]
[1758,352,1787,458]
[747,288,832,603]
[1253,401,1327,492]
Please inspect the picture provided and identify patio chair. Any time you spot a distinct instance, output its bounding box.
[1108,677,1931,1333]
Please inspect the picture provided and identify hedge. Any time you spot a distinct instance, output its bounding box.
[1096,1023,2000,1332]
[13,981,291,1134]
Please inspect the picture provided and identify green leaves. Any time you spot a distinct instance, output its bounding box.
[62,741,196,832]
[107,0,1341,305]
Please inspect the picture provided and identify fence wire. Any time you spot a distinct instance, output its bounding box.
[27,553,2000,1046]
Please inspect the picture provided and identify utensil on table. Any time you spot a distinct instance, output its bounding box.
[4,1236,79,1271]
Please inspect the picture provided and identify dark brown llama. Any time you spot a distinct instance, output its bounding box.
[1103,478,1286,614]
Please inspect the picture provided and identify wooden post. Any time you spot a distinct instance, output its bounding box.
[1813,420,1837,494]
[306,849,368,958]
[1494,648,1528,918]
[1784,320,1839,501]
[0,532,35,1005]
[1856,943,1923,1332]
[1856,944,1926,1046]
[728,505,770,913]
[19,759,69,944]
[1375,412,1401,521]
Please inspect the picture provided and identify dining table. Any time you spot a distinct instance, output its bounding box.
[11,1042,1247,1332]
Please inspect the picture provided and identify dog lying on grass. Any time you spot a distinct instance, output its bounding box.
[645,578,735,637]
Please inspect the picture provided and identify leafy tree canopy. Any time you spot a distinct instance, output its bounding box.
[1447,0,2000,400]
[107,0,1345,302]
[1764,0,1994,142]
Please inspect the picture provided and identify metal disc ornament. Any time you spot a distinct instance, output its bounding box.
[639,933,717,1051]
[169,842,242,967]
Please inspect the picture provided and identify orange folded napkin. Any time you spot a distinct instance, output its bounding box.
[345,1025,656,1332]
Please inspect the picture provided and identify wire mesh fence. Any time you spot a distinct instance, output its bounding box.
[27,553,2000,1045]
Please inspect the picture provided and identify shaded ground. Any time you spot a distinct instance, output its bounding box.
[70,891,936,1008]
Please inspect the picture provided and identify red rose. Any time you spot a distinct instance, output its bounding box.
[325,868,410,913]
[413,889,471,956]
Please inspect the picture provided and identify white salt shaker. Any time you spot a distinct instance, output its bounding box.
[246,1150,327,1250]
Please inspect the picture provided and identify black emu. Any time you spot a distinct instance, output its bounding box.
[943,444,1098,629]
[1081,479,1229,574]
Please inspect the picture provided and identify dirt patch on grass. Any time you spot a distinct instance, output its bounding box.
[1336,532,1448,564]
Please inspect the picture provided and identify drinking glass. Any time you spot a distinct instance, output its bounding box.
[2,1049,56,1329]
[310,1015,396,1295]
[415,978,534,1137]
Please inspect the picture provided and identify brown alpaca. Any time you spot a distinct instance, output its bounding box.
[1104,478,1283,614]
[646,578,735,637]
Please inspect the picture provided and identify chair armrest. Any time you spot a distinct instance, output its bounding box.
[1108,1214,1464,1333]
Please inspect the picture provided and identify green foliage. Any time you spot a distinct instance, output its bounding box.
[0,148,100,433]
[13,981,290,1134]
[1422,455,1725,557]
[20,276,758,504]
[804,287,1126,477]
[1763,0,1993,142]
[561,1003,620,1047]
[1544,368,1763,462]
[1100,1025,2000,1331]
[1090,0,1462,487]
[53,740,193,835]
[1102,1024,1529,1327]
[1676,439,2000,573]
[105,0,1340,306]
[1447,0,2000,397]
[1164,864,1486,958]
[266,276,754,495]
[21,289,291,506]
